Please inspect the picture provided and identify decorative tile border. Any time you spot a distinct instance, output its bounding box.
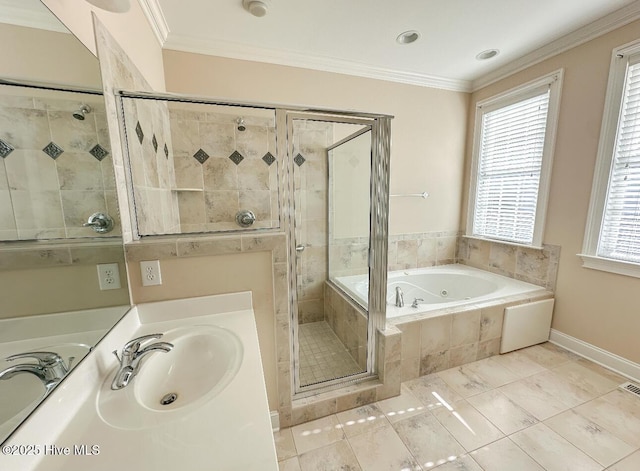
[0,241,125,271]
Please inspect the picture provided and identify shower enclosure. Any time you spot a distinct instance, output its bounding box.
[115,92,391,395]
[284,112,390,393]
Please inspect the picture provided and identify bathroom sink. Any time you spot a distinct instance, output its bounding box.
[97,325,243,429]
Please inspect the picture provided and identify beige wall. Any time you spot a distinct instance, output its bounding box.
[42,0,165,91]
[163,51,469,236]
[463,19,640,363]
[0,23,101,87]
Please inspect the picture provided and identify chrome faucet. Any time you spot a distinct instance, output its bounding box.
[0,351,71,392]
[111,333,173,390]
[412,298,424,308]
[395,286,404,307]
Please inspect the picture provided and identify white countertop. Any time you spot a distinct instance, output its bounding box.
[0,292,278,471]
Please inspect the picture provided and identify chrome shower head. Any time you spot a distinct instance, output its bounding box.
[73,104,92,121]
[236,117,246,132]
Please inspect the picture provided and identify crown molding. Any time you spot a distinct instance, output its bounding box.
[137,0,169,46]
[471,1,640,91]
[0,3,69,34]
[164,34,472,92]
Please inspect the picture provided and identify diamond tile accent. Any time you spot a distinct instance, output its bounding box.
[0,139,14,158]
[294,153,306,167]
[89,144,109,161]
[262,152,276,166]
[135,122,144,144]
[152,134,158,153]
[42,141,64,160]
[229,150,244,165]
[164,143,169,159]
[193,148,210,164]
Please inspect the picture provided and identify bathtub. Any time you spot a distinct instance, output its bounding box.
[334,264,548,320]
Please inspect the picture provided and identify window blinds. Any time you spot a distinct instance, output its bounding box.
[598,60,640,263]
[473,90,551,245]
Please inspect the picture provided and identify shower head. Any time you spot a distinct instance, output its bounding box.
[73,105,92,121]
[236,117,246,132]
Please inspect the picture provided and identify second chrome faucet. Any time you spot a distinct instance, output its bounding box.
[111,333,173,390]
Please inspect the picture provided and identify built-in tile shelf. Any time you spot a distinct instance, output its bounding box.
[171,188,203,192]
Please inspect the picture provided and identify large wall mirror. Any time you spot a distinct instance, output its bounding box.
[0,0,130,444]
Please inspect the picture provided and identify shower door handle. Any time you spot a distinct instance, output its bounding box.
[295,244,306,252]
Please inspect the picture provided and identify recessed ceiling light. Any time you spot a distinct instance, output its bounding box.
[242,0,269,17]
[476,49,500,60]
[396,30,420,45]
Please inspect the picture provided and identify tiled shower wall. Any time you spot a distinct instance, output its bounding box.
[122,98,180,235]
[293,120,332,325]
[0,92,120,240]
[168,107,279,233]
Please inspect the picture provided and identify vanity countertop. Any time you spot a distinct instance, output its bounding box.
[0,292,278,471]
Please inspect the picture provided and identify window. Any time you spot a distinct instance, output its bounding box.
[467,71,563,247]
[581,40,640,277]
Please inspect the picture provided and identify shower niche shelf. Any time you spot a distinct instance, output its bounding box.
[170,188,203,192]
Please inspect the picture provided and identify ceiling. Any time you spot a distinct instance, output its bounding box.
[154,0,640,91]
[4,1,640,92]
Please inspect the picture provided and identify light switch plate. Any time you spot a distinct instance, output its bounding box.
[140,260,162,286]
[97,263,121,290]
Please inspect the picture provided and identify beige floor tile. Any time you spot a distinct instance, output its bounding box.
[545,409,636,467]
[489,350,547,378]
[464,357,520,388]
[348,423,422,471]
[336,403,389,438]
[432,454,483,471]
[279,457,302,471]
[298,440,361,471]
[551,361,620,397]
[392,412,465,468]
[511,423,602,471]
[467,389,538,434]
[274,428,298,461]
[291,415,345,455]
[431,400,504,452]
[575,390,640,448]
[404,374,464,412]
[608,450,640,471]
[471,437,544,471]
[437,365,493,398]
[499,376,573,420]
[520,344,577,369]
[574,358,627,385]
[375,385,428,424]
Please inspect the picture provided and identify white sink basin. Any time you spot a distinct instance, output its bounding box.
[97,325,243,429]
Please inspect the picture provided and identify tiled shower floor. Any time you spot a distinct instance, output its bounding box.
[275,343,640,471]
[298,321,363,386]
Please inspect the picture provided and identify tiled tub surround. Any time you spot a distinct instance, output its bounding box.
[275,343,640,471]
[458,236,561,290]
[388,231,459,271]
[0,91,119,240]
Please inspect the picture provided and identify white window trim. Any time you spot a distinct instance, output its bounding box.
[580,39,640,278]
[466,69,564,247]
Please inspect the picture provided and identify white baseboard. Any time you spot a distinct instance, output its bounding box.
[270,411,280,432]
[549,329,640,383]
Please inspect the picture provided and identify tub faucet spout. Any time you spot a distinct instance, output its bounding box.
[395,286,404,307]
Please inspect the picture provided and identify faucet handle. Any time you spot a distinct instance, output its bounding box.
[411,298,424,308]
[122,333,164,355]
[6,351,64,366]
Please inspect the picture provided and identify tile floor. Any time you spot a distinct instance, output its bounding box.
[274,343,640,470]
[298,321,363,386]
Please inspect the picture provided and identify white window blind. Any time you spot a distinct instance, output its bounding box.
[472,90,551,245]
[598,60,640,263]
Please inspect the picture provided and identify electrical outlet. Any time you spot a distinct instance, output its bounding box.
[140,260,162,286]
[97,263,121,290]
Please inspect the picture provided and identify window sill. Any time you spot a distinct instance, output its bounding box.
[464,235,544,251]
[578,254,640,279]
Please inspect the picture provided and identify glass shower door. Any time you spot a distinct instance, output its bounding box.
[289,114,374,389]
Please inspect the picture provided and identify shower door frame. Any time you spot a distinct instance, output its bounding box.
[282,110,391,396]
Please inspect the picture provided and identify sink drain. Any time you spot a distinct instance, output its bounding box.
[160,392,178,406]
